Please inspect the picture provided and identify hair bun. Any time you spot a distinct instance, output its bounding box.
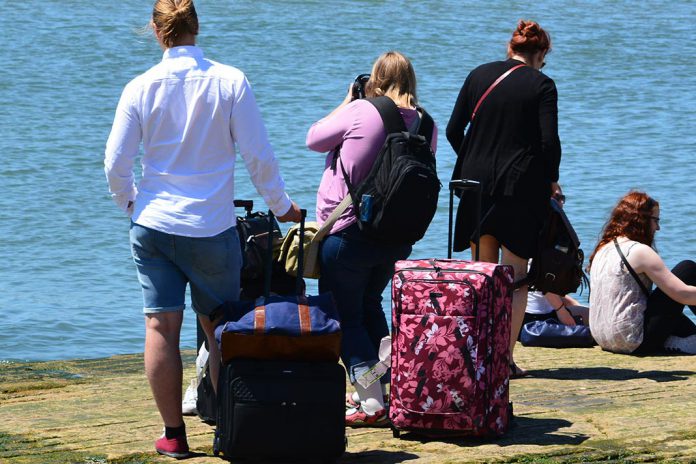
[509,19,551,55]
[517,20,539,38]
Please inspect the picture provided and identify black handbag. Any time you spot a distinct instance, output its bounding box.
[233,200,300,299]
[520,319,596,348]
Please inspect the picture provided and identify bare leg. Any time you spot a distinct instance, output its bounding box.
[144,311,184,428]
[197,314,222,394]
[471,235,500,263]
[501,246,529,369]
[567,305,590,325]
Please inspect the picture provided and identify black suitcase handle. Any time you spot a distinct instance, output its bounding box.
[448,179,481,261]
[233,199,254,216]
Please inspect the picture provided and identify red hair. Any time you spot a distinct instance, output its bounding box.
[508,20,551,57]
[588,191,659,269]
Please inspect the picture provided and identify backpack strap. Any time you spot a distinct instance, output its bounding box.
[367,96,407,134]
[416,108,435,146]
[368,96,435,144]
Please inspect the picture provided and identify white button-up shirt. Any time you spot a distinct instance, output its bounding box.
[105,46,291,237]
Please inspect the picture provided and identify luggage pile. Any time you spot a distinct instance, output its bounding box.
[212,207,346,462]
[194,182,515,460]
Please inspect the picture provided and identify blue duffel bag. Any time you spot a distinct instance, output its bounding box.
[215,293,341,363]
[520,319,596,348]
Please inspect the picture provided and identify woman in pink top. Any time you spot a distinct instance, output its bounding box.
[306,51,437,427]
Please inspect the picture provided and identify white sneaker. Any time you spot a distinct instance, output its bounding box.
[182,379,198,415]
[664,334,696,355]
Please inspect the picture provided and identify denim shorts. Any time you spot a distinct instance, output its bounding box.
[129,222,241,316]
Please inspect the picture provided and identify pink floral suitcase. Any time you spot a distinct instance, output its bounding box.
[390,258,513,437]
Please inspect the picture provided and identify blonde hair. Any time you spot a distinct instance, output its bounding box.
[151,0,199,49]
[365,51,418,107]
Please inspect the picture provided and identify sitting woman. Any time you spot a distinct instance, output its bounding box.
[525,291,589,326]
[306,51,437,427]
[588,191,696,354]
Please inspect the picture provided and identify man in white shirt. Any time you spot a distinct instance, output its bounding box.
[104,1,300,457]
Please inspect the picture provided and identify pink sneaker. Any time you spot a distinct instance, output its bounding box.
[155,433,190,459]
[345,405,389,428]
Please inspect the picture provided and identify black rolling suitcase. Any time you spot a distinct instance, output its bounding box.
[213,209,346,462]
[214,359,346,461]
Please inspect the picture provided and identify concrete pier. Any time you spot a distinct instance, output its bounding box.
[1,345,694,463]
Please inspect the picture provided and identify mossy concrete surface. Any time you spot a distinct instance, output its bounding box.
[1,346,694,463]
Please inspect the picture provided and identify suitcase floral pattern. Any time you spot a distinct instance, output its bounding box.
[390,259,513,437]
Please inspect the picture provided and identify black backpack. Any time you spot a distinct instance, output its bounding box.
[525,199,589,295]
[336,96,440,245]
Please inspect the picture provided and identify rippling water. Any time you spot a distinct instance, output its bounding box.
[1,0,694,361]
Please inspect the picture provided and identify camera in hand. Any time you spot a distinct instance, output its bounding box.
[351,74,370,100]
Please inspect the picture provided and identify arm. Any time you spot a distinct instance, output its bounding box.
[538,78,561,184]
[104,84,141,215]
[306,86,356,153]
[543,292,577,326]
[445,77,472,155]
[631,244,696,305]
[230,76,295,220]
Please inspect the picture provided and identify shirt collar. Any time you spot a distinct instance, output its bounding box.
[162,45,203,61]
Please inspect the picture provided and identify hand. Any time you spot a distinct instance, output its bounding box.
[556,306,577,326]
[277,201,302,223]
[343,83,355,105]
[551,181,562,198]
[550,182,565,207]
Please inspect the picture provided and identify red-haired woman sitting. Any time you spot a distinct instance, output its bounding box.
[588,191,696,354]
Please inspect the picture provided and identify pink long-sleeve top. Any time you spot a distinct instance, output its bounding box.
[306,99,438,235]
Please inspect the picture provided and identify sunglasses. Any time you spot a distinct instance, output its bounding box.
[553,194,566,203]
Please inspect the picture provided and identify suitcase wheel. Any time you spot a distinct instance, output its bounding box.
[391,427,401,439]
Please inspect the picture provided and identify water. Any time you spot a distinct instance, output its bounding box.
[1,0,694,362]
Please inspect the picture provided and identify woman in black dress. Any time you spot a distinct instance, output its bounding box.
[446,20,561,377]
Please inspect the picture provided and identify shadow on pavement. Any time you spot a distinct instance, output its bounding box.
[525,366,694,382]
[340,449,419,463]
[387,416,587,448]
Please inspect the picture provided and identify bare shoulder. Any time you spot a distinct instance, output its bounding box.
[629,243,663,273]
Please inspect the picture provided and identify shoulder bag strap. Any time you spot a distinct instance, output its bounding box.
[471,63,525,121]
[313,194,353,242]
[613,238,651,297]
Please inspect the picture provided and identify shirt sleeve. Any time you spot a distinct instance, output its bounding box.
[539,77,562,182]
[305,102,358,153]
[230,76,292,217]
[446,73,473,156]
[104,83,141,214]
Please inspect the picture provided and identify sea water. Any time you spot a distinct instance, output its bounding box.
[1,0,694,361]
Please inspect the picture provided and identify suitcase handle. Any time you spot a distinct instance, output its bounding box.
[448,180,481,261]
[233,199,254,216]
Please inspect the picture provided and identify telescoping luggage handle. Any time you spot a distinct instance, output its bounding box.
[265,208,307,297]
[233,199,254,216]
[448,179,481,261]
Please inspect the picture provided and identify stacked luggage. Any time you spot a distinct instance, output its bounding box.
[389,180,515,438]
[212,209,346,462]
[195,199,299,425]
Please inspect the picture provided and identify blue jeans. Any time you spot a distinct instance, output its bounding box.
[129,222,242,316]
[319,223,411,383]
